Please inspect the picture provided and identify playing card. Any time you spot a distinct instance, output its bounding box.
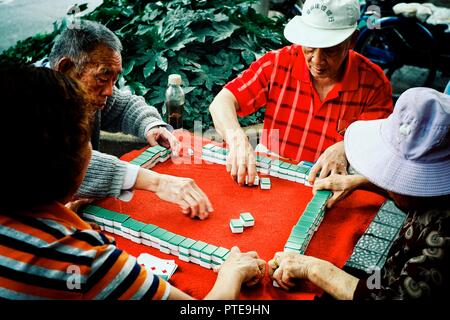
[137,253,178,280]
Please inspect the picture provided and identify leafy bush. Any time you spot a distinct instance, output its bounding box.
[0,0,289,130]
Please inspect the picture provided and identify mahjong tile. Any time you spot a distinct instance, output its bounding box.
[366,222,399,241]
[375,210,406,229]
[356,234,391,255]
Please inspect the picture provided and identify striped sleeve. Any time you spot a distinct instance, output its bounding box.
[225,50,275,117]
[0,215,170,300]
[82,243,171,300]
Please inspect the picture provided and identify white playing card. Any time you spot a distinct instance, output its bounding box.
[137,253,178,280]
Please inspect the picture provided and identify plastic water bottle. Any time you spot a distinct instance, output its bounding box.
[164,74,185,129]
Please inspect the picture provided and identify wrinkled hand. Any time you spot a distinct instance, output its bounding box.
[226,130,257,186]
[313,174,367,208]
[146,126,181,157]
[308,141,348,185]
[268,251,319,290]
[214,246,266,287]
[155,174,213,219]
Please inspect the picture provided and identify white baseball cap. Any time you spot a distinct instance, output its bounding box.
[284,0,360,48]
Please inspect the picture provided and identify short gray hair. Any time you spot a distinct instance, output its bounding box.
[49,20,122,72]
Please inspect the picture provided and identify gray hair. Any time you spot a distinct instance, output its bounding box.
[49,20,122,72]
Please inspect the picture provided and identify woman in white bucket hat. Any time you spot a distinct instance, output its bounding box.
[268,87,449,299]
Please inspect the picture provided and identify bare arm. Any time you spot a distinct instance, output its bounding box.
[209,89,257,185]
[134,168,213,219]
[209,88,242,138]
[313,174,390,208]
[268,252,359,300]
[309,260,359,300]
[168,247,266,300]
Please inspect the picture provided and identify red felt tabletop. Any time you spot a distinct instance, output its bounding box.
[96,130,385,300]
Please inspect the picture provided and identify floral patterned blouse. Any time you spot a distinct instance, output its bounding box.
[354,208,449,299]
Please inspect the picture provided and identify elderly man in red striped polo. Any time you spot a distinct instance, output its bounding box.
[209,0,393,186]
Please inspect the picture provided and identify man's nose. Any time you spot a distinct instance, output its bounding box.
[311,48,326,65]
[101,80,114,97]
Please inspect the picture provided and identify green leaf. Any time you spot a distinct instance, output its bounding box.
[156,55,168,72]
[128,81,149,96]
[143,54,157,78]
[122,60,135,76]
[241,50,256,65]
[211,21,240,43]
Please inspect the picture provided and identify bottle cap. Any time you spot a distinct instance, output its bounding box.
[168,74,182,85]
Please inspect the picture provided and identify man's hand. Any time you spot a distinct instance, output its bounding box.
[155,174,214,219]
[313,174,368,208]
[214,246,266,287]
[65,198,94,213]
[225,129,257,186]
[268,251,321,290]
[307,141,348,185]
[146,126,181,157]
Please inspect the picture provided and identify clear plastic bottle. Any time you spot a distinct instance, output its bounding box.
[164,74,185,129]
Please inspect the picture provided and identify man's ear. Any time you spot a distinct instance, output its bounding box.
[55,57,75,74]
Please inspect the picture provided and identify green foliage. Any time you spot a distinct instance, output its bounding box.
[0,0,289,130]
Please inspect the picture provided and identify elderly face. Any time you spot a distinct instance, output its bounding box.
[302,38,352,81]
[75,45,122,109]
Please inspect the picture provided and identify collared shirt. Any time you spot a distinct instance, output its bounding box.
[0,202,170,300]
[225,45,393,162]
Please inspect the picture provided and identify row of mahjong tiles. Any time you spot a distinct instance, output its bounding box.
[80,205,230,269]
[201,143,316,186]
[345,200,407,271]
[283,190,333,254]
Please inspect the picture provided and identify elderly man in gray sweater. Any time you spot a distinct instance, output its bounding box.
[37,20,212,219]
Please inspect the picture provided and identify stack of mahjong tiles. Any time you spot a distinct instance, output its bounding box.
[283,190,333,254]
[345,200,407,271]
[129,145,171,168]
[201,144,317,187]
[79,205,231,270]
[201,143,228,164]
[269,160,315,186]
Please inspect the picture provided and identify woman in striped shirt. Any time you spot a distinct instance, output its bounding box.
[0,66,265,300]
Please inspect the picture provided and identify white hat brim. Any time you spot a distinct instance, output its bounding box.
[345,119,450,197]
[284,16,356,48]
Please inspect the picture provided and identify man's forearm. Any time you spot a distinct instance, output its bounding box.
[209,89,244,141]
[204,271,243,300]
[133,168,161,192]
[309,260,359,300]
